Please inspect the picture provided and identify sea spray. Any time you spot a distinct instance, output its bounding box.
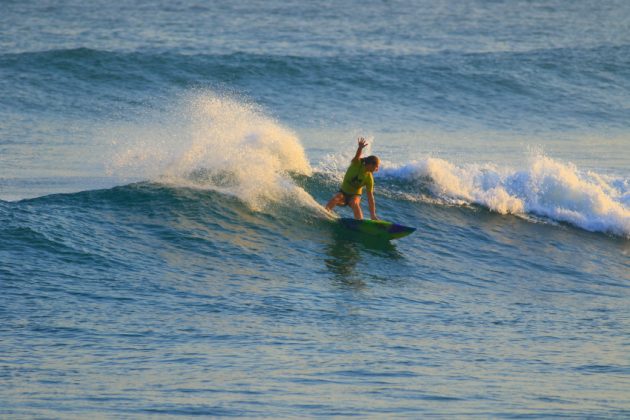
[108,91,324,213]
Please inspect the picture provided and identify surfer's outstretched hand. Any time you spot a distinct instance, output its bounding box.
[353,137,368,161]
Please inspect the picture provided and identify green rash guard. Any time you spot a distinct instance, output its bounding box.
[341,159,374,195]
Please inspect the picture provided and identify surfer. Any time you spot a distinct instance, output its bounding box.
[325,137,380,220]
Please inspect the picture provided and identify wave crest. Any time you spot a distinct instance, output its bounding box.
[379,155,629,237]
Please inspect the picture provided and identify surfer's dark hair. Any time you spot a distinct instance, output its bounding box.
[361,155,380,166]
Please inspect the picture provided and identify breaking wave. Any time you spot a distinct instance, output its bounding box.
[377,154,629,237]
[107,91,324,214]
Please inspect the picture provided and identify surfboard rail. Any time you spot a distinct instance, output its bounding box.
[339,218,416,240]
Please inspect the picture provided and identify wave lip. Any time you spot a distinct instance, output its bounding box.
[379,155,630,237]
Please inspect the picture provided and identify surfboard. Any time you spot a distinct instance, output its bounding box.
[339,218,416,240]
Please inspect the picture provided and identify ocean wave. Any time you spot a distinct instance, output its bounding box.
[2,45,629,128]
[79,83,630,239]
[10,154,629,241]
[376,155,629,237]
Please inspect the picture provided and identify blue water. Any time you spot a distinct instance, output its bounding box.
[1,0,629,417]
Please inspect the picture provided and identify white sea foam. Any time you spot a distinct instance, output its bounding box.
[378,155,630,237]
[108,91,324,213]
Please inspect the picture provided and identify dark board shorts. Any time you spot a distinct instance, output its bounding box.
[338,189,360,206]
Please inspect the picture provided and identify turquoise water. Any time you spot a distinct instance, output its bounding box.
[1,1,629,417]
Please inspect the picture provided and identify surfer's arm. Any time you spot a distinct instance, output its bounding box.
[352,137,368,162]
[367,191,378,220]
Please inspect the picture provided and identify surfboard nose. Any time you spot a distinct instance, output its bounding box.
[388,223,416,234]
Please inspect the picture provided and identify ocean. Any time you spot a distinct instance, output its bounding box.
[1,0,629,417]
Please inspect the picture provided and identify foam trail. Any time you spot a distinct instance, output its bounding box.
[108,91,326,214]
[379,155,630,237]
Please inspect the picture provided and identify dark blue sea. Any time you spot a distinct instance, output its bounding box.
[1,0,629,417]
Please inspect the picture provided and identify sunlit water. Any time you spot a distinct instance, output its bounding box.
[1,0,629,417]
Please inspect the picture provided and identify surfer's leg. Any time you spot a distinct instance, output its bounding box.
[325,192,345,211]
[348,196,363,220]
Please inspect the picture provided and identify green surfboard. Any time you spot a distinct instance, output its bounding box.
[339,218,416,240]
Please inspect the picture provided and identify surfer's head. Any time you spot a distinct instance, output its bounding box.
[362,155,380,173]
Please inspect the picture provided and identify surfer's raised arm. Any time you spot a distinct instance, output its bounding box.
[352,137,368,162]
